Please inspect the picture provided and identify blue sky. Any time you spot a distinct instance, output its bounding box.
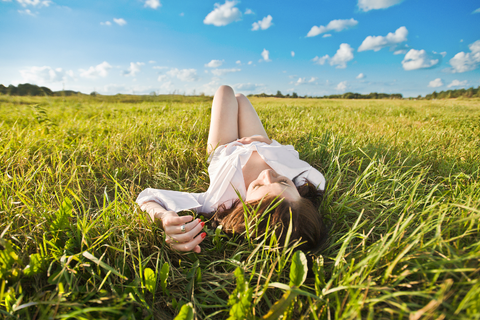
[1,0,479,97]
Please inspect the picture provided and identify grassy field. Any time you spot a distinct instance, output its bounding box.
[0,94,479,319]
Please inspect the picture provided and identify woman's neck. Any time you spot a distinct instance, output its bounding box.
[242,151,272,189]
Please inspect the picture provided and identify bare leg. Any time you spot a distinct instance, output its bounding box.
[236,93,269,139]
[207,85,239,154]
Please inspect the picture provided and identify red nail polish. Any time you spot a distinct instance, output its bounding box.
[201,232,206,239]
[201,222,205,227]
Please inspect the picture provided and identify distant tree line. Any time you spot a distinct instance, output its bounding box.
[246,87,480,100]
[250,91,300,98]
[423,86,480,100]
[249,90,403,99]
[322,92,403,99]
[0,83,83,96]
[2,83,479,100]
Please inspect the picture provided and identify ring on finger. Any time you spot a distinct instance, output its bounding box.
[180,225,186,233]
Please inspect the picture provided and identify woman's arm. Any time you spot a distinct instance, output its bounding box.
[140,201,206,253]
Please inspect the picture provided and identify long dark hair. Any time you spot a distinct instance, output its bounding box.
[212,179,328,253]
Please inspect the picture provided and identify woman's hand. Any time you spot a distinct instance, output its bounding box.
[160,211,206,253]
[237,135,272,145]
[142,201,206,253]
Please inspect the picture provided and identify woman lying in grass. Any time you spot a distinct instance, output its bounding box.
[137,85,327,253]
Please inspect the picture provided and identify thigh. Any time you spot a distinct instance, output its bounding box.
[236,93,269,139]
[207,85,239,154]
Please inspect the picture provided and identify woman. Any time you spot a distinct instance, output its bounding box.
[137,85,327,253]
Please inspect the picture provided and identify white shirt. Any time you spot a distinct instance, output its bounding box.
[136,140,326,213]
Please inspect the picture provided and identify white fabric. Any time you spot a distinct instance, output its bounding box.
[136,140,326,213]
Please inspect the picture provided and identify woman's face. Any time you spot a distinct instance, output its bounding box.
[245,169,301,202]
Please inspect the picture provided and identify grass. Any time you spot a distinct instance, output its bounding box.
[0,94,479,319]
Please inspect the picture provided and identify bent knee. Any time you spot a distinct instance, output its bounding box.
[216,85,234,95]
[235,93,246,99]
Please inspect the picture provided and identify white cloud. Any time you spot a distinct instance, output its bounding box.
[472,8,480,14]
[358,0,404,11]
[18,9,35,16]
[102,84,159,95]
[236,60,241,65]
[123,62,144,77]
[113,18,127,26]
[149,60,156,64]
[449,40,480,73]
[336,81,347,91]
[433,51,447,57]
[245,8,254,14]
[79,62,112,79]
[204,0,241,27]
[145,0,161,9]
[356,73,365,79]
[291,51,295,57]
[322,34,332,38]
[313,43,354,69]
[252,15,273,31]
[447,80,468,88]
[296,77,317,85]
[233,83,264,92]
[101,21,112,26]
[211,68,241,76]
[205,59,224,68]
[20,66,68,84]
[157,75,168,82]
[358,26,408,52]
[248,61,253,65]
[160,81,175,92]
[167,68,198,82]
[307,18,358,37]
[402,49,440,71]
[153,66,169,70]
[312,55,329,65]
[330,44,354,68]
[261,49,271,62]
[198,80,221,95]
[428,78,443,88]
[471,40,480,53]
[16,0,51,7]
[393,44,410,55]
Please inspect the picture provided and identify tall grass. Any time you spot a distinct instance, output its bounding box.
[0,95,479,319]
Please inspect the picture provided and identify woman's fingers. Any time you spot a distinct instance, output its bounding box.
[162,211,193,227]
[160,211,206,253]
[169,232,207,252]
[179,219,203,234]
[237,135,271,145]
[237,137,252,144]
[164,217,202,235]
[168,220,205,243]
